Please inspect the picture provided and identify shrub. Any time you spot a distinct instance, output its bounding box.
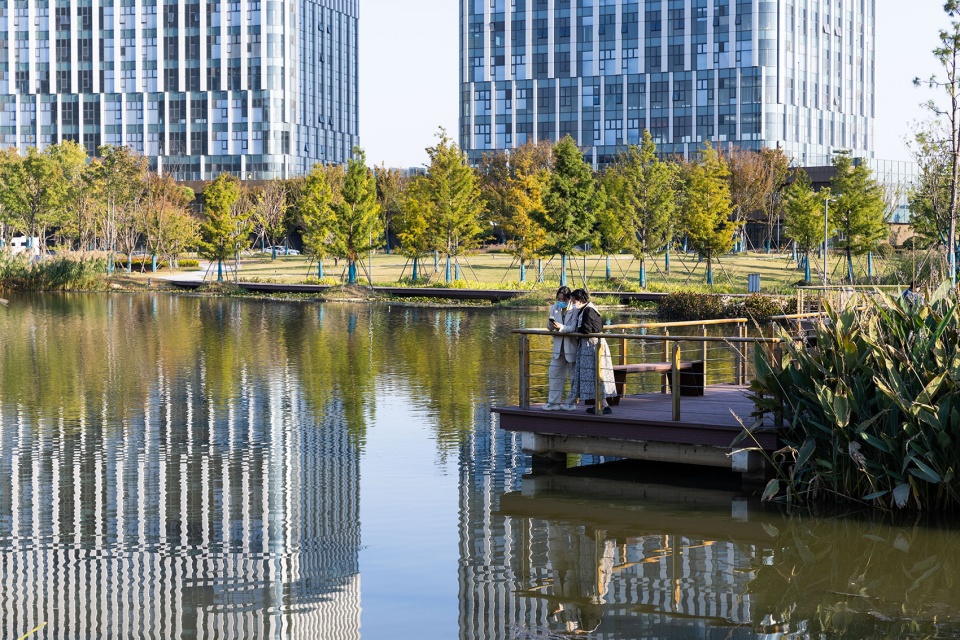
[656,291,726,321]
[732,293,792,322]
[748,283,960,511]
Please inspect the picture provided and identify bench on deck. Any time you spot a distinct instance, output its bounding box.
[608,361,705,406]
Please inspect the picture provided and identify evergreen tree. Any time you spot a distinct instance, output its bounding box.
[830,155,888,283]
[539,135,595,287]
[329,147,382,285]
[375,165,406,254]
[783,170,826,282]
[299,164,335,278]
[421,129,484,283]
[197,173,246,282]
[592,175,626,282]
[609,130,677,288]
[682,142,735,285]
[394,176,433,281]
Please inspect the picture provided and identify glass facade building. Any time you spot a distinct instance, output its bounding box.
[0,0,358,180]
[459,0,875,166]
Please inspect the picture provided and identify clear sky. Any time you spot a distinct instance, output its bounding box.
[358,1,946,169]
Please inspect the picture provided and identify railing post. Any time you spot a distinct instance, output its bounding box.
[519,334,531,409]
[739,324,747,384]
[701,324,708,386]
[661,329,670,394]
[735,325,747,385]
[595,338,604,416]
[619,337,627,366]
[671,342,681,421]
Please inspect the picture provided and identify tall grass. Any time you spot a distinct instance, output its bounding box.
[749,282,960,511]
[0,253,106,292]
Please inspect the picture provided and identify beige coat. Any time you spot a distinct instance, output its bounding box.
[549,302,580,363]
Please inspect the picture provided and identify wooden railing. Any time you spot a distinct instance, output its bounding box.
[513,328,788,421]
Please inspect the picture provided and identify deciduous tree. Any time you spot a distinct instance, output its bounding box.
[916,0,960,282]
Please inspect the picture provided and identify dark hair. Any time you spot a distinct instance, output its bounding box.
[570,288,589,303]
[555,286,571,300]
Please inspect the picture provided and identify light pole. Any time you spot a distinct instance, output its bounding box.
[823,195,836,287]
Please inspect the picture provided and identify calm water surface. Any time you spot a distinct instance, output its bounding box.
[1,294,959,639]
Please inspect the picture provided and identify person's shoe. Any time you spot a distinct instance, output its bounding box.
[541,403,560,411]
[559,403,577,411]
[586,406,613,415]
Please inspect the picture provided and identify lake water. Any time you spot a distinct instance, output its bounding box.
[1,294,959,639]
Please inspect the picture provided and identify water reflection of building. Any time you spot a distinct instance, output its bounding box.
[0,364,361,639]
[459,412,765,639]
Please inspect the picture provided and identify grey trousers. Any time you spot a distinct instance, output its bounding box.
[548,357,577,405]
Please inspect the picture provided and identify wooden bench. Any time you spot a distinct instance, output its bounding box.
[608,360,705,406]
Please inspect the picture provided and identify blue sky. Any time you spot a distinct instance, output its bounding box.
[358,1,945,168]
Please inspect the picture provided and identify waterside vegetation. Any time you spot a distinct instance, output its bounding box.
[749,283,960,511]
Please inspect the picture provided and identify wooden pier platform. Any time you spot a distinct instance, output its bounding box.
[493,385,777,473]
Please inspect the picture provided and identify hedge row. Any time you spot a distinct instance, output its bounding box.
[657,291,795,322]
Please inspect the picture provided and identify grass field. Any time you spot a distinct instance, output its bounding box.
[138,247,921,295]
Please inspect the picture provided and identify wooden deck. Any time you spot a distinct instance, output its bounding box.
[493,385,778,471]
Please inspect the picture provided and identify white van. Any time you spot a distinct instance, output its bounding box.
[9,236,40,257]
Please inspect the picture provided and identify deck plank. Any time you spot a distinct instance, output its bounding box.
[493,385,778,451]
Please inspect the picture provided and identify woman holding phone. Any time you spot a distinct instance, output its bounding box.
[544,286,579,411]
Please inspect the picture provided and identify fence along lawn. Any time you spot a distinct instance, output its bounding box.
[136,249,912,292]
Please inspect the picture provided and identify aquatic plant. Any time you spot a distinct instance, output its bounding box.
[0,252,106,292]
[748,282,960,510]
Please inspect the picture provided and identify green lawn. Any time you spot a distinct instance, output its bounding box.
[162,248,912,294]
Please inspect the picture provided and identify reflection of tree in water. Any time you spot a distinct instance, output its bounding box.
[0,296,525,456]
[747,513,960,637]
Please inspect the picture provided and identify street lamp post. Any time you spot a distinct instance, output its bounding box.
[823,196,836,287]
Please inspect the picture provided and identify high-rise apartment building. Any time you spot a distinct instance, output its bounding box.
[459,0,875,166]
[0,0,358,180]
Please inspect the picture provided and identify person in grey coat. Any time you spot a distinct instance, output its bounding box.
[544,286,580,411]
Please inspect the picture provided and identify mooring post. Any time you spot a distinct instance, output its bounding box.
[671,342,681,421]
[519,334,531,410]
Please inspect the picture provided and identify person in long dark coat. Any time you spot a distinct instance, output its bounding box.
[568,289,617,414]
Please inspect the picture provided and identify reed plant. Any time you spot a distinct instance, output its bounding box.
[0,253,106,292]
[748,282,960,511]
